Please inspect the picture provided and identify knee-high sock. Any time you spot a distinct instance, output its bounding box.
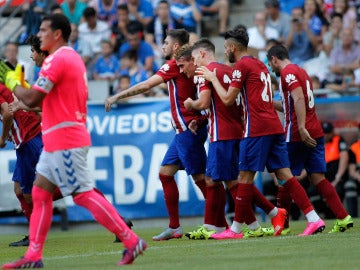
[25,186,53,261]
[205,185,227,227]
[195,178,207,199]
[228,184,238,202]
[16,193,33,221]
[73,189,138,247]
[316,179,348,219]
[276,186,292,228]
[283,177,313,215]
[234,183,256,224]
[159,174,180,228]
[252,185,274,214]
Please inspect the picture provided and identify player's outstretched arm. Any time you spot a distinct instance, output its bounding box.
[105,74,164,112]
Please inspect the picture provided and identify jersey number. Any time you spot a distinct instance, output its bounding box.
[260,72,273,102]
[306,80,314,108]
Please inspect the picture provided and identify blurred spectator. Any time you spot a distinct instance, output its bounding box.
[310,75,321,89]
[284,7,318,66]
[348,123,360,217]
[146,0,175,62]
[119,49,149,87]
[25,34,49,83]
[50,3,63,14]
[78,7,112,56]
[2,42,31,82]
[325,68,359,93]
[127,0,154,27]
[115,74,148,99]
[247,11,279,55]
[264,0,291,42]
[69,23,93,68]
[170,0,202,38]
[333,0,359,41]
[110,4,132,53]
[118,22,158,74]
[19,0,56,44]
[323,12,343,56]
[93,39,120,83]
[196,0,229,36]
[89,0,119,27]
[303,0,329,52]
[278,0,304,15]
[326,27,360,86]
[61,0,87,25]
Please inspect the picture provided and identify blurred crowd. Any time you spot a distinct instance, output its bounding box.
[2,0,360,97]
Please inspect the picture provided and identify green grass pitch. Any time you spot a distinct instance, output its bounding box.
[0,218,359,270]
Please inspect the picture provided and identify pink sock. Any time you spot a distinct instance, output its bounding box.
[159,174,180,228]
[73,189,138,247]
[25,186,53,261]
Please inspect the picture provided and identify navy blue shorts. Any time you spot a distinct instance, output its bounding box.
[239,134,290,172]
[12,133,43,194]
[206,140,240,181]
[287,137,326,176]
[161,126,207,175]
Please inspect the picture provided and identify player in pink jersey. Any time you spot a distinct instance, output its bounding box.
[1,14,145,269]
[197,28,325,238]
[105,29,208,241]
[267,44,353,234]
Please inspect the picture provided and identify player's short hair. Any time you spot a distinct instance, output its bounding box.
[192,38,215,53]
[224,28,249,49]
[174,44,193,61]
[266,44,289,61]
[26,35,49,56]
[166,29,189,47]
[42,14,71,42]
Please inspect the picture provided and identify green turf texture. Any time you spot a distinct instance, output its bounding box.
[1,218,359,270]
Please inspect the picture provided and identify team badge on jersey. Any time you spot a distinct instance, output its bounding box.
[232,70,241,81]
[194,75,205,86]
[159,63,170,73]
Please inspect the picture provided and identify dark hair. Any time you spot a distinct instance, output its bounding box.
[267,44,289,61]
[166,29,189,46]
[233,24,247,32]
[50,3,62,13]
[174,44,193,61]
[83,7,97,19]
[331,12,343,20]
[158,0,169,6]
[119,74,130,81]
[42,14,71,42]
[192,38,215,53]
[117,3,128,12]
[224,28,249,48]
[126,20,144,35]
[122,49,138,61]
[25,34,49,56]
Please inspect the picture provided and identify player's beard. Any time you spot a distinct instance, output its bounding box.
[164,50,172,60]
[228,51,236,63]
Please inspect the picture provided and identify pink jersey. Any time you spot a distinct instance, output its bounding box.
[33,47,91,152]
[279,64,323,142]
[230,56,284,138]
[0,84,41,148]
[197,62,243,142]
[156,59,203,133]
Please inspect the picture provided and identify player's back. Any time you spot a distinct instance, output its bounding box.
[203,62,243,141]
[280,64,323,141]
[231,56,283,138]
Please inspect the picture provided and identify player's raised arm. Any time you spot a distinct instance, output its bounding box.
[105,74,164,112]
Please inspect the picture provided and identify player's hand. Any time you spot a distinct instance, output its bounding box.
[299,128,317,148]
[188,119,198,135]
[105,96,117,112]
[196,66,216,83]
[184,97,194,111]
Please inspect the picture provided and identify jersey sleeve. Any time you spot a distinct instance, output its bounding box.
[230,61,245,90]
[0,84,13,104]
[281,66,302,92]
[156,60,178,83]
[34,53,61,94]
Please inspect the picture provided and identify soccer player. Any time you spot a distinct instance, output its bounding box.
[266,44,353,233]
[176,39,287,239]
[197,28,325,238]
[1,14,145,268]
[105,29,208,241]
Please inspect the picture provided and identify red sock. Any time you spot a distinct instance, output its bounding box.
[283,177,313,215]
[25,186,53,261]
[195,178,207,199]
[215,184,228,228]
[234,183,256,224]
[276,186,292,228]
[316,179,348,219]
[252,185,274,214]
[73,190,138,247]
[159,174,180,228]
[229,184,238,202]
[205,185,227,227]
[16,193,33,221]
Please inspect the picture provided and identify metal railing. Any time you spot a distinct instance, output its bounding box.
[0,0,24,48]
